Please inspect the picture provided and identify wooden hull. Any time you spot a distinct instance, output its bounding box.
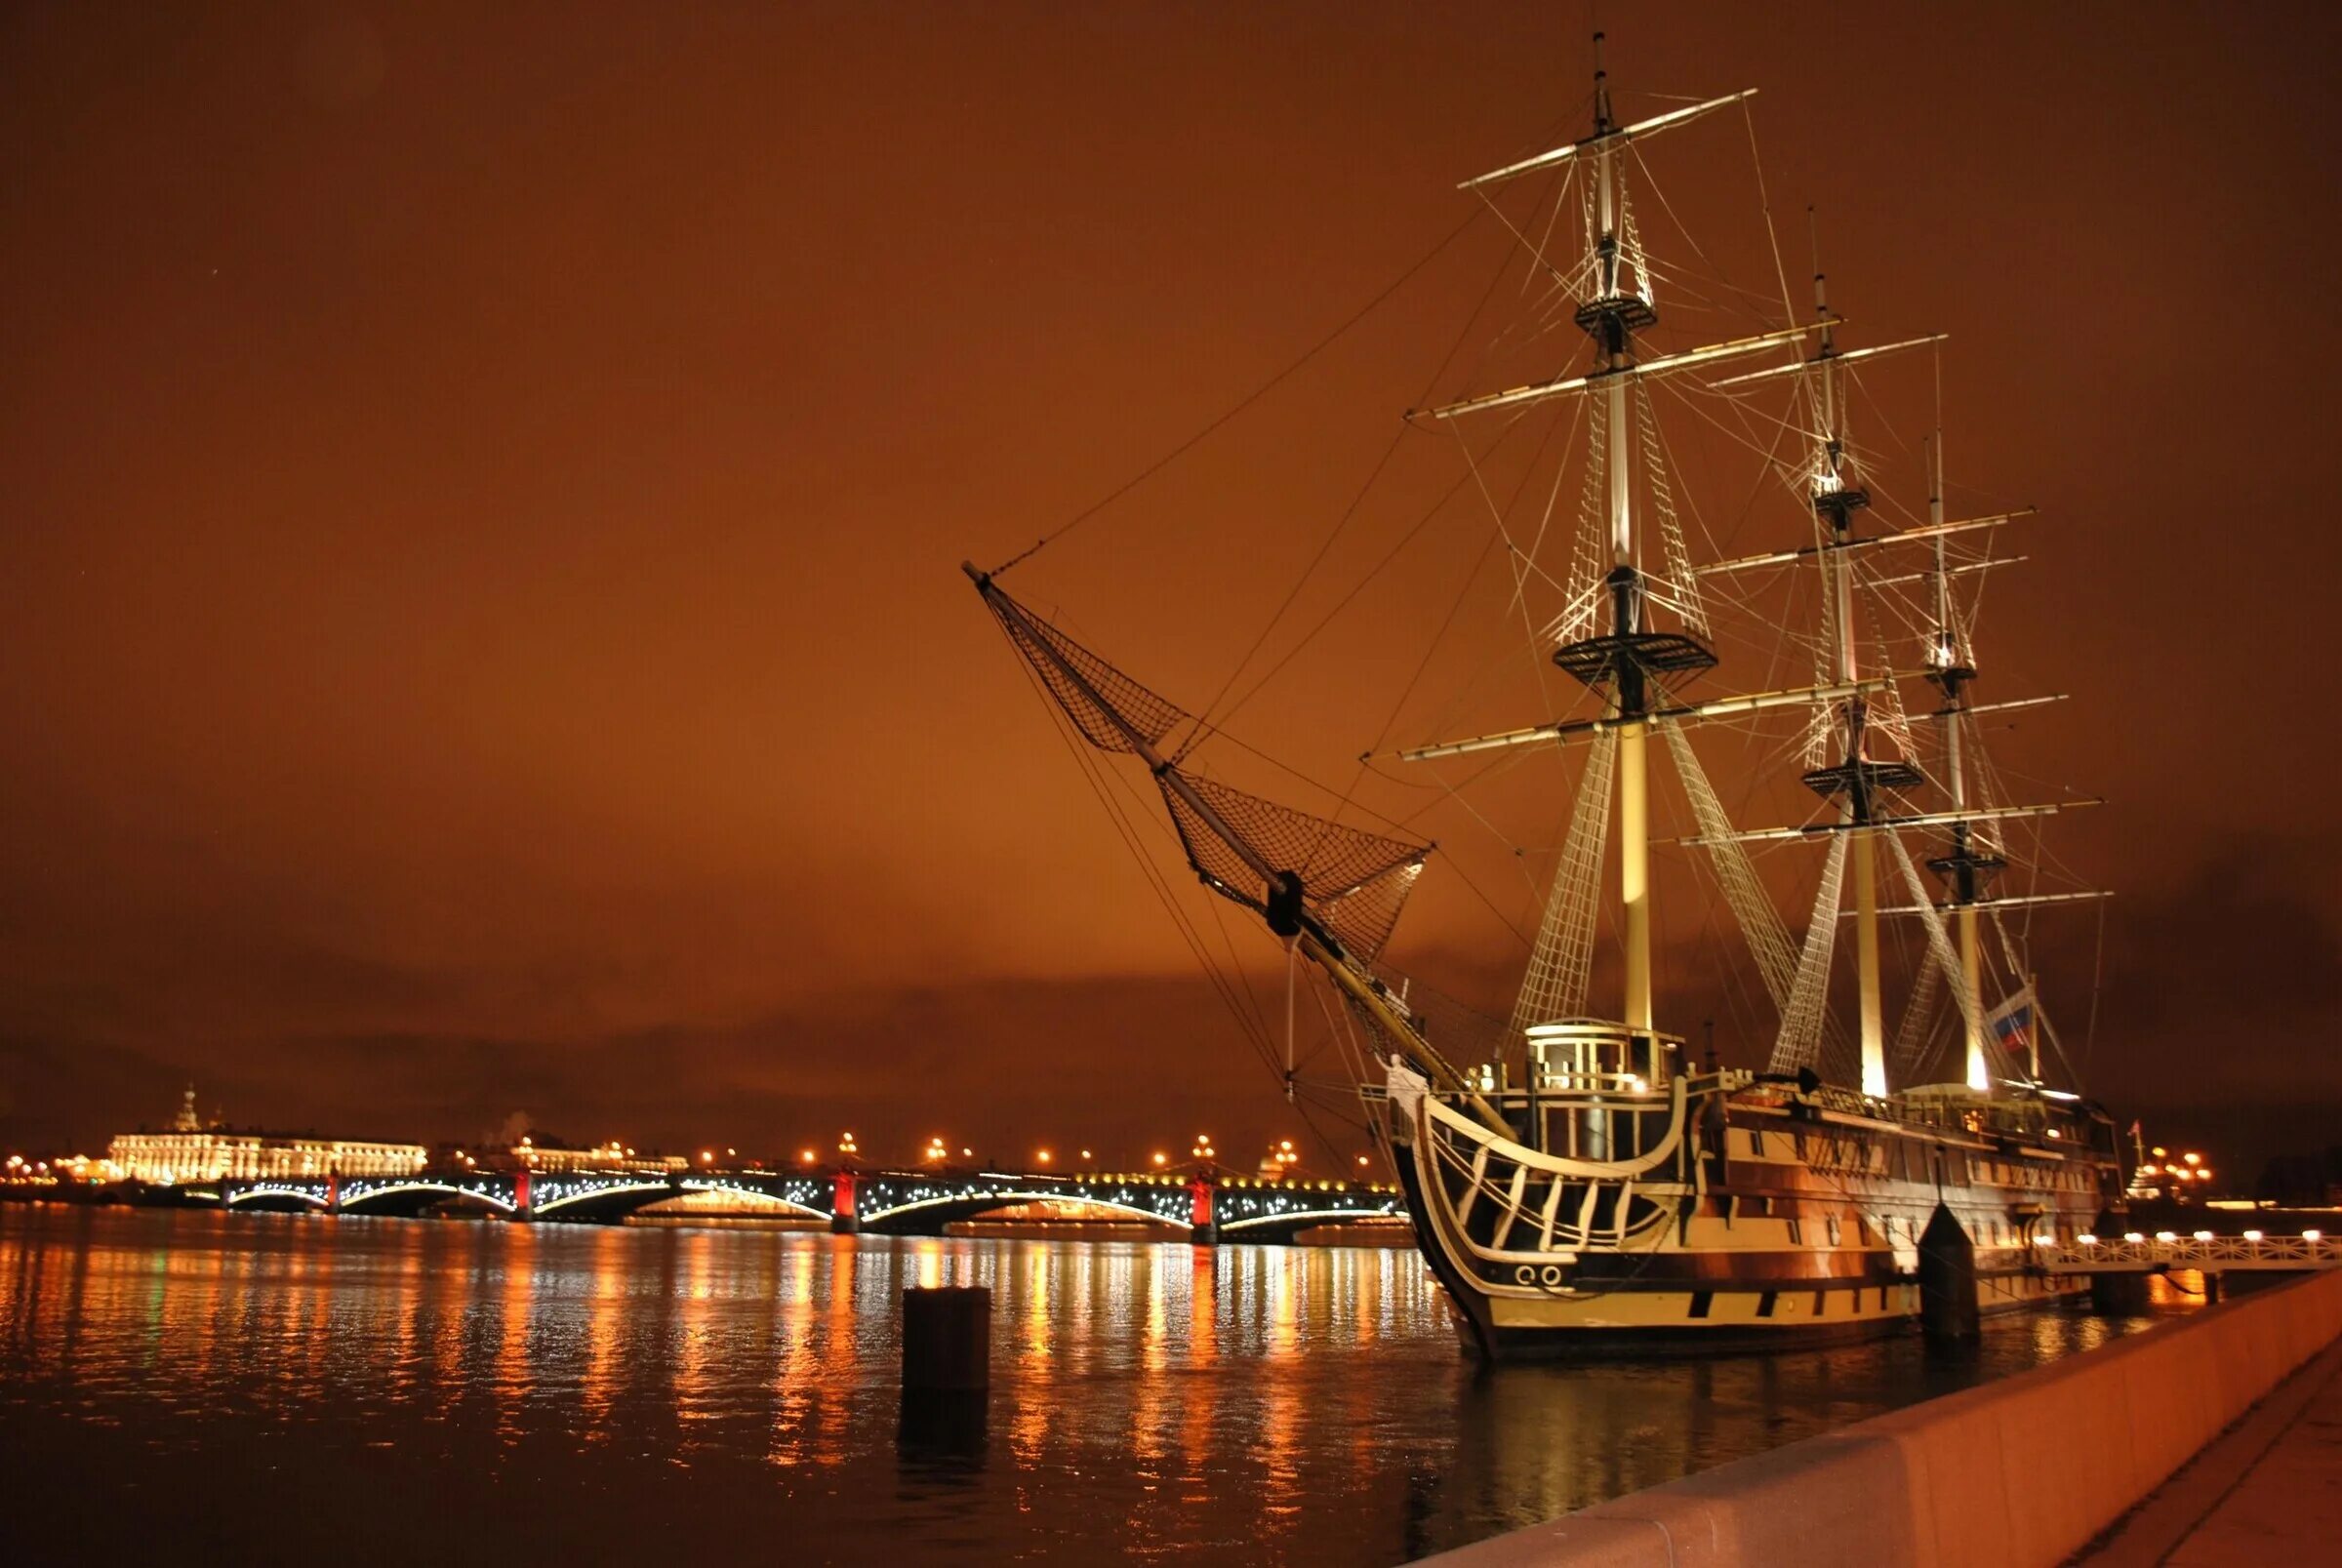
[1387,1074,2120,1361]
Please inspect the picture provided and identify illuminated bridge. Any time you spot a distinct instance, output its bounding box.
[191,1166,1404,1242]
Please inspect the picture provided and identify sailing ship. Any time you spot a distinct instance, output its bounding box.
[967,36,2124,1358]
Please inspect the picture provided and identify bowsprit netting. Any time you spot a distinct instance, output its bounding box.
[1162,772,1428,963]
[985,591,1191,755]
[977,573,1433,965]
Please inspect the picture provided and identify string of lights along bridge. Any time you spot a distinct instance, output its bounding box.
[187,1132,1401,1244]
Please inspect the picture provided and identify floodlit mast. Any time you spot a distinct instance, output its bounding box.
[1590,38,1657,1034]
[1745,236,1936,1098]
[1921,428,1997,1090]
[1416,38,1763,1037]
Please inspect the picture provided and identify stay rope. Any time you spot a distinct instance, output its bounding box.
[987,206,1486,579]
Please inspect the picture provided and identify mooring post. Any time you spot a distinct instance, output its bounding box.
[1918,1201,1980,1349]
[899,1284,990,1459]
[2090,1261,2155,1315]
[902,1285,990,1392]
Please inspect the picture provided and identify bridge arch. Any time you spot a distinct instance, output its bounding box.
[641,1181,830,1221]
[529,1178,683,1222]
[858,1186,1191,1236]
[336,1181,517,1218]
[1219,1206,1406,1242]
[223,1186,330,1212]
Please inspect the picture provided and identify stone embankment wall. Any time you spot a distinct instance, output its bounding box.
[1429,1268,2342,1568]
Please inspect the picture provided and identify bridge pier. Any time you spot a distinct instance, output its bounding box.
[1189,1178,1216,1244]
[832,1171,861,1233]
[2091,1269,2155,1315]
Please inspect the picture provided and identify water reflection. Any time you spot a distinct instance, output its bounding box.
[0,1207,2184,1563]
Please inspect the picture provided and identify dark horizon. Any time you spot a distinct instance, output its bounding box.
[4,3,2338,1180]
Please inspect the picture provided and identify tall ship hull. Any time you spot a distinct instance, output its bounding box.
[966,32,2124,1361]
[1381,1046,2121,1357]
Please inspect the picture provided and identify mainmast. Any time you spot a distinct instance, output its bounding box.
[1922,428,1999,1090]
[1792,242,1922,1098]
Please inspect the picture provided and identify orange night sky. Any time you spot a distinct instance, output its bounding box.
[3,3,2337,1174]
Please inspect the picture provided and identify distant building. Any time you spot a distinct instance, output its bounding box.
[508,1137,688,1175]
[106,1084,426,1185]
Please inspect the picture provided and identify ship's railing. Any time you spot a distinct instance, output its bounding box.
[1746,1079,2098,1148]
[2041,1230,2342,1273]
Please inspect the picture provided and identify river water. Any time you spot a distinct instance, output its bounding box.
[0,1205,2173,1562]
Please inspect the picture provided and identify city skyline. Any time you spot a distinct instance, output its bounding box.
[3,3,2338,1172]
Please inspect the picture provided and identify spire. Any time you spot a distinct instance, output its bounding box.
[174,1082,202,1133]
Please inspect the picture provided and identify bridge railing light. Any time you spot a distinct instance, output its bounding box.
[2078,1233,2097,1246]
[2193,1230,2213,1242]
[2123,1232,2146,1243]
[2243,1228,2263,1242]
[2306,1229,2323,1243]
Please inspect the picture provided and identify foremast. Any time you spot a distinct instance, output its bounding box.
[1416,38,1803,1045]
[1585,35,1670,1035]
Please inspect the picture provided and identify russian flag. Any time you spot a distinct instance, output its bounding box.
[1986,984,2036,1051]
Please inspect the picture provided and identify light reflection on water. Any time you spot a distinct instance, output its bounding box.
[0,1206,2178,1562]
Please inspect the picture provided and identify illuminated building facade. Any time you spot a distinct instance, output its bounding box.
[106,1085,425,1185]
[508,1138,688,1174]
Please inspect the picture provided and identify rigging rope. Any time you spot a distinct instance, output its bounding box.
[1662,718,1796,1011]
[1771,831,1847,1073]
[1884,828,1990,1082]
[1636,376,1711,638]
[1507,730,1617,1036]
[1890,933,1949,1075]
[988,205,1485,578]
